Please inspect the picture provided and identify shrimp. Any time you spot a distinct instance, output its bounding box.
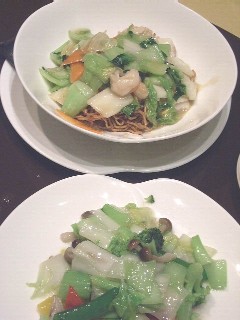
[110,69,141,97]
[134,82,148,100]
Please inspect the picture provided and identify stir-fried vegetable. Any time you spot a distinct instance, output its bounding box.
[40,25,198,135]
[53,287,119,320]
[29,202,227,320]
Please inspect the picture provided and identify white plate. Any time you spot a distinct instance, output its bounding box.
[0,61,231,174]
[0,174,239,320]
[13,0,237,143]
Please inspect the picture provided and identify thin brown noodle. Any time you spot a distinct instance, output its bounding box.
[75,106,153,134]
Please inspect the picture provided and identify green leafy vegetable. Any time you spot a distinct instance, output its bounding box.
[191,235,212,266]
[40,67,70,87]
[145,195,155,203]
[58,270,91,301]
[167,67,186,100]
[108,226,136,257]
[157,103,178,125]
[204,259,227,289]
[145,79,158,126]
[116,26,148,47]
[61,81,95,117]
[121,99,140,117]
[68,28,92,43]
[111,53,135,68]
[177,263,210,320]
[28,254,70,299]
[112,282,142,320]
[102,204,131,227]
[137,227,164,254]
[140,37,158,48]
[83,53,116,83]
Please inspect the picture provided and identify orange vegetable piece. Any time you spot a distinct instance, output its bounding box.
[56,109,103,134]
[70,62,84,83]
[62,49,85,66]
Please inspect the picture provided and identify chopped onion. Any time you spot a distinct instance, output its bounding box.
[88,88,133,117]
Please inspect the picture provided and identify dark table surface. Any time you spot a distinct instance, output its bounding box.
[0,1,239,226]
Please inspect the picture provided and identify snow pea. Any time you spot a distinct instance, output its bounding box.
[53,287,119,320]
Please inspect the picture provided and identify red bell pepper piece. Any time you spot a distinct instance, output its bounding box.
[65,286,85,310]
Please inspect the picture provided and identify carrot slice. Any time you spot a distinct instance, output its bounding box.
[56,109,103,134]
[70,62,84,83]
[62,49,85,66]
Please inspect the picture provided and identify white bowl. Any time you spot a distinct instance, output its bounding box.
[14,0,237,143]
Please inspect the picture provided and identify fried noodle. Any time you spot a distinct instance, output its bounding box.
[75,105,153,134]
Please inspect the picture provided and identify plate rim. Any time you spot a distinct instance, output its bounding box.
[0,61,232,174]
[1,174,240,231]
